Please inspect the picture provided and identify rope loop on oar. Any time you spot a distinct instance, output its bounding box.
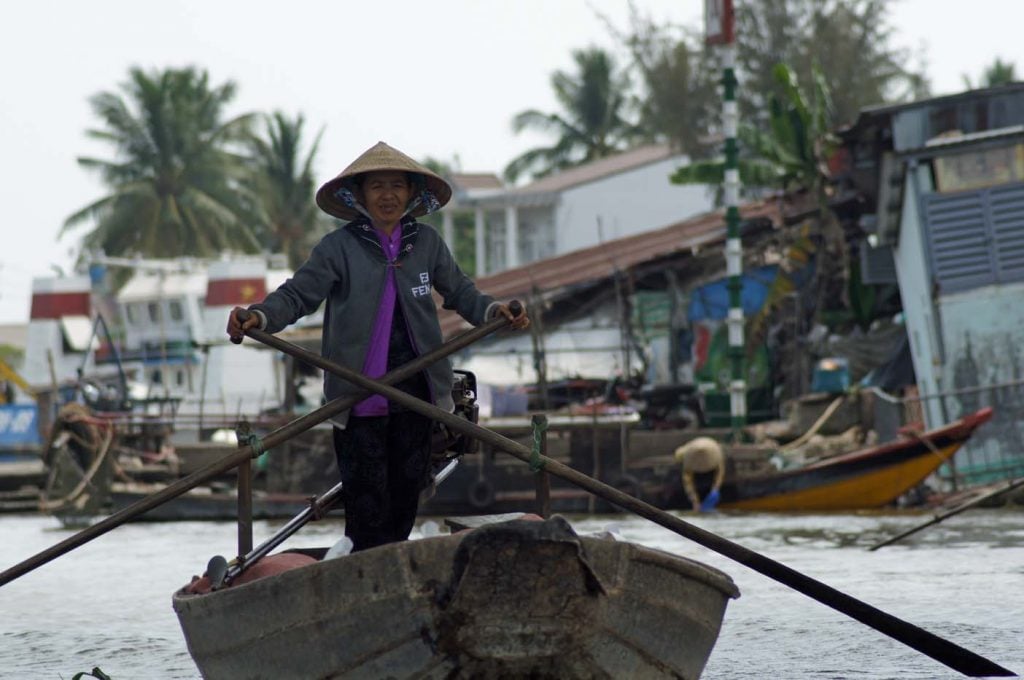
[530,416,548,472]
[240,433,265,458]
[235,419,265,458]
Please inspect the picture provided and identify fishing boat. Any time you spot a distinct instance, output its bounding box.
[173,515,739,679]
[706,407,994,511]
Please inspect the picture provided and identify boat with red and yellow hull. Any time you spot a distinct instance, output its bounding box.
[717,407,994,512]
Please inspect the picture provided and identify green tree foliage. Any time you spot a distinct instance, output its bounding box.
[417,156,478,276]
[600,1,926,159]
[62,66,259,261]
[504,47,643,183]
[245,111,326,269]
[735,0,929,129]
[601,3,718,157]
[674,64,873,330]
[0,344,22,365]
[672,64,837,198]
[963,57,1019,89]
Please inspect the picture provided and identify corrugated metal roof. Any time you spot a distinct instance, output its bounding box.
[510,144,675,195]
[439,199,783,337]
[451,173,504,191]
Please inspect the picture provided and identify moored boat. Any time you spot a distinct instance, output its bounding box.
[712,407,994,511]
[172,515,739,679]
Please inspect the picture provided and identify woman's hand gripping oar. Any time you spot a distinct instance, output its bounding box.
[0,305,519,588]
[242,324,1015,679]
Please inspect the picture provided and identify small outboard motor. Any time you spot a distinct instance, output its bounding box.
[431,369,480,460]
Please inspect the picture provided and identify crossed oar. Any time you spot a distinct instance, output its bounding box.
[237,316,1015,679]
[1,307,1015,677]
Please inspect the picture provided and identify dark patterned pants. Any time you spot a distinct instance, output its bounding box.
[333,411,433,552]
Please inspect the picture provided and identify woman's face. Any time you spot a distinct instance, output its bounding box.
[356,171,414,230]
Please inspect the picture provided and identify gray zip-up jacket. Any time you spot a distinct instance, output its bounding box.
[250,217,496,420]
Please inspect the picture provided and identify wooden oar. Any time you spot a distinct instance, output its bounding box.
[869,476,1024,551]
[0,309,516,588]
[245,326,1015,678]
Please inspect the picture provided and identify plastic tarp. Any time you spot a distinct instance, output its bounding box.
[687,265,780,321]
[858,328,916,391]
[824,321,911,385]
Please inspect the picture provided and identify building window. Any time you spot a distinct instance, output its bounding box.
[924,182,1024,293]
[488,212,506,273]
[124,304,135,325]
[517,208,556,264]
[148,302,161,323]
[169,300,183,321]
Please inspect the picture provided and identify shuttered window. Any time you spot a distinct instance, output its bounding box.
[990,185,1024,283]
[923,182,1024,293]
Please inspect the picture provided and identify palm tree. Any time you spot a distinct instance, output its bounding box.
[62,66,259,261]
[245,112,325,269]
[598,1,719,157]
[504,47,643,183]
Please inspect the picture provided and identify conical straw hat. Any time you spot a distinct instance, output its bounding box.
[315,141,452,220]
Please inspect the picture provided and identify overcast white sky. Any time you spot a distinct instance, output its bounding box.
[2,0,1022,325]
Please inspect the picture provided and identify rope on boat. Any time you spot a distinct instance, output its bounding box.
[901,425,946,463]
[779,394,846,454]
[39,423,115,512]
[530,415,548,472]
[239,432,265,458]
[234,419,266,458]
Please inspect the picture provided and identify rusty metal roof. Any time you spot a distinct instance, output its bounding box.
[439,198,783,337]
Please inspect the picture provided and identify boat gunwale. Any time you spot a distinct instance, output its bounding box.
[172,529,740,606]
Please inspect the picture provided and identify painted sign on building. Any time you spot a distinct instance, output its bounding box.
[0,404,40,448]
[934,143,1024,193]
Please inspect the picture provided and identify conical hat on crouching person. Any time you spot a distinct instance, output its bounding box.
[315,141,452,221]
[674,437,725,474]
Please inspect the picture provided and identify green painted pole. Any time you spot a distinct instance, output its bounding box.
[722,41,746,438]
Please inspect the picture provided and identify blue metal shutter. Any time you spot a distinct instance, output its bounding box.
[924,192,995,293]
[989,183,1024,284]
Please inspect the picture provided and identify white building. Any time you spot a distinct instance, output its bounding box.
[441,145,715,276]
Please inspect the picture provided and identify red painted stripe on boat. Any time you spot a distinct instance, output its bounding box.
[206,278,267,306]
[30,291,90,319]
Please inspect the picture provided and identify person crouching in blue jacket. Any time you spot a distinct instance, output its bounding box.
[227,141,529,551]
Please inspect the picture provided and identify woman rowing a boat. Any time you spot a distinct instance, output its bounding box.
[226,141,529,552]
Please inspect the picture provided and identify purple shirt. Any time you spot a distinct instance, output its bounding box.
[352,224,402,416]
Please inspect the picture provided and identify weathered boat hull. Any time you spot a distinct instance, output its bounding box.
[718,407,994,511]
[173,517,738,679]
